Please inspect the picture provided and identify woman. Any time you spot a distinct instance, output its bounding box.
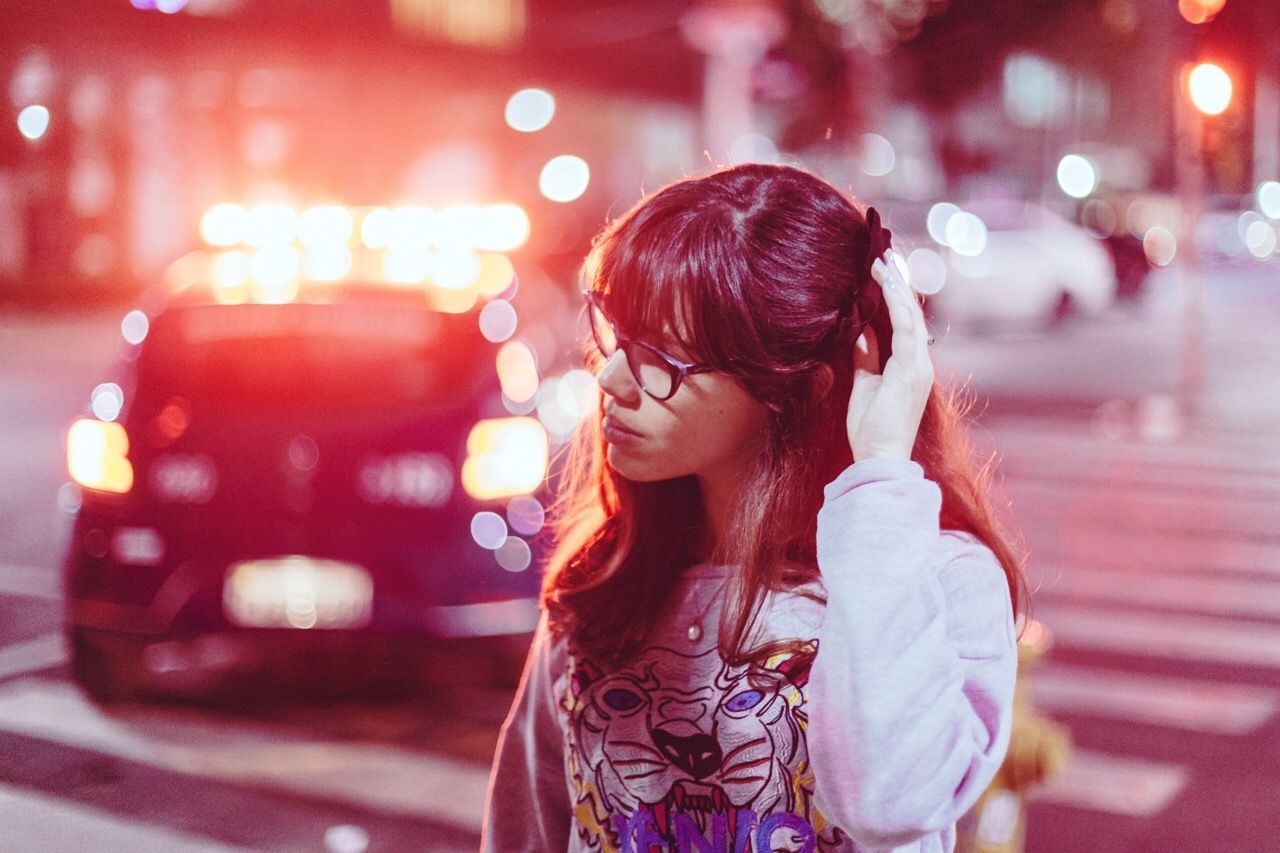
[482,163,1028,852]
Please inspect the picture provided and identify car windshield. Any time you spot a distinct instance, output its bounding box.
[135,298,493,413]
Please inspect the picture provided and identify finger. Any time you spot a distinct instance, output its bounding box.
[897,259,932,355]
[878,252,932,366]
[891,252,936,362]
[871,255,920,365]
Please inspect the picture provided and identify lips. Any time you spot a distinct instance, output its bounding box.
[603,415,642,437]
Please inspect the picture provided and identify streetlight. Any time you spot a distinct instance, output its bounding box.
[1174,60,1234,422]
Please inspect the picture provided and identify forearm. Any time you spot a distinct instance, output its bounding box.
[806,458,1016,849]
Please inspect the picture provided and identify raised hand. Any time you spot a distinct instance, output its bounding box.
[846,251,935,462]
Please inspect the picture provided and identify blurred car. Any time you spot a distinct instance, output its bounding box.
[889,199,1117,334]
[63,270,554,702]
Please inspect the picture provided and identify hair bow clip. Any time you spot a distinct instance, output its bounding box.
[865,207,910,291]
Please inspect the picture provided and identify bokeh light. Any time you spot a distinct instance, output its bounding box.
[213,251,250,288]
[91,382,124,422]
[388,206,434,247]
[360,207,393,248]
[433,205,484,249]
[475,253,517,297]
[1178,0,1227,24]
[1188,62,1232,116]
[494,536,532,572]
[475,204,530,252]
[1258,181,1280,220]
[470,511,508,550]
[535,368,598,440]
[497,341,540,403]
[926,203,961,245]
[383,246,434,285]
[461,417,549,500]
[201,204,248,246]
[906,248,947,295]
[539,155,590,202]
[946,212,988,257]
[479,299,518,342]
[505,88,555,132]
[16,105,50,140]
[432,248,481,289]
[506,496,545,536]
[1143,226,1178,266]
[245,204,298,247]
[249,246,300,302]
[302,245,352,281]
[1244,220,1277,259]
[426,286,479,314]
[298,205,355,248]
[1237,210,1265,244]
[120,310,149,345]
[1057,154,1098,199]
[859,133,896,177]
[67,418,133,494]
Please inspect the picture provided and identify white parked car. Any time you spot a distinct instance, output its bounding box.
[890,199,1117,334]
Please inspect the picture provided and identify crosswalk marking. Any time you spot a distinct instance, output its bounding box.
[0,678,493,833]
[1026,748,1189,818]
[1031,602,1280,668]
[1021,533,1280,579]
[994,448,1280,498]
[1005,482,1279,542]
[0,633,67,681]
[0,782,252,852]
[1029,566,1280,620]
[0,562,60,602]
[1031,663,1280,735]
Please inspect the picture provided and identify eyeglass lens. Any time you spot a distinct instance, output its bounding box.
[587,299,677,399]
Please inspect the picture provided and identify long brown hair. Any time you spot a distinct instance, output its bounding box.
[541,163,1029,669]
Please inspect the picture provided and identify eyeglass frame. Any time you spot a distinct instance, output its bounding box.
[582,289,716,401]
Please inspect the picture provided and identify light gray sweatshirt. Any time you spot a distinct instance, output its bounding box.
[482,457,1018,852]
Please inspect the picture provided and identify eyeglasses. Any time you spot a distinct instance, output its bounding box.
[583,290,715,401]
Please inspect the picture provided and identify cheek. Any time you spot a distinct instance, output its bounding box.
[704,394,768,451]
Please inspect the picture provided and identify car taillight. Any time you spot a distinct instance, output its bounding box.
[67,418,134,494]
[461,417,548,501]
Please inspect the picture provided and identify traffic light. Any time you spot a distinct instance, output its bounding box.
[1187,62,1233,116]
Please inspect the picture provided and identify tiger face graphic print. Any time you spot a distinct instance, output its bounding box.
[562,639,849,852]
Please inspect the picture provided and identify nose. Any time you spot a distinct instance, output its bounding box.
[651,727,722,779]
[596,348,641,404]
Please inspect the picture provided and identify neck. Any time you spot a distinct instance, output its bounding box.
[695,463,746,564]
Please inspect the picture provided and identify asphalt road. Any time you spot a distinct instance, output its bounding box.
[0,261,1277,851]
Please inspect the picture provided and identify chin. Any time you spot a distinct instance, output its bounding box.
[605,445,681,483]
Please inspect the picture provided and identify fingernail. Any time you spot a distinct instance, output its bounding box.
[889,251,911,288]
[871,258,893,288]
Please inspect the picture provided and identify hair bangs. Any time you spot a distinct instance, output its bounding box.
[588,206,748,371]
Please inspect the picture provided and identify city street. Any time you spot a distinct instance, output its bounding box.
[1,261,1278,851]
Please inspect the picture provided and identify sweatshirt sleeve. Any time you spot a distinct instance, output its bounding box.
[481,611,572,852]
[806,457,1017,850]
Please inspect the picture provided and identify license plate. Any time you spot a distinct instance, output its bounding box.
[223,556,373,629]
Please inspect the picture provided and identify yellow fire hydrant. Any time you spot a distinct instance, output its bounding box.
[955,618,1072,853]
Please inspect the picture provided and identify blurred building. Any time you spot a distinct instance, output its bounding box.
[0,0,713,301]
[2,0,1275,301]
